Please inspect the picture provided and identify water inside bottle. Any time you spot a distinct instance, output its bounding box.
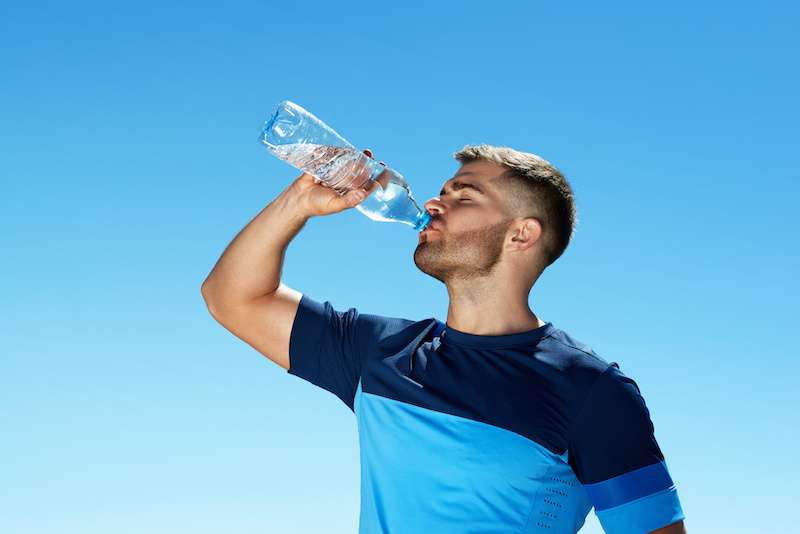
[270,143,372,194]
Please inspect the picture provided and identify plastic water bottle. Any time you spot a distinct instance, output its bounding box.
[259,100,431,231]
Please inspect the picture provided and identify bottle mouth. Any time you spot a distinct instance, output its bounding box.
[415,211,432,231]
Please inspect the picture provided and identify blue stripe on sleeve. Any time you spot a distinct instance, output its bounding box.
[595,485,685,534]
[584,460,675,511]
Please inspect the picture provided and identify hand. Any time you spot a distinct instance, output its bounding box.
[289,148,384,217]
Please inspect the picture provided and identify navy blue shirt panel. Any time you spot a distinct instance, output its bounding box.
[362,319,612,455]
[287,293,421,411]
[567,362,667,484]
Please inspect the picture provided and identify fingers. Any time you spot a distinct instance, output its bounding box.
[296,172,324,187]
[344,187,369,208]
[364,178,380,194]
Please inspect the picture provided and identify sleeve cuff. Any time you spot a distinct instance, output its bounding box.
[596,485,685,534]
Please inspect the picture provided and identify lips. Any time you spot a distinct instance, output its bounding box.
[421,220,443,234]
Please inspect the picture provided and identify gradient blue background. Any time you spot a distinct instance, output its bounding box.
[2,1,798,532]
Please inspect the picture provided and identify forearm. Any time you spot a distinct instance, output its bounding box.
[201,183,310,307]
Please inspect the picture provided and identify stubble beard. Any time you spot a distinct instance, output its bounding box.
[413,220,510,284]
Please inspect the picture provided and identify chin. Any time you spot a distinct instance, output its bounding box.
[413,247,449,282]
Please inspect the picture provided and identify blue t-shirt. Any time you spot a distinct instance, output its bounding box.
[287,294,685,533]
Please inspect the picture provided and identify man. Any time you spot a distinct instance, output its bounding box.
[201,144,686,533]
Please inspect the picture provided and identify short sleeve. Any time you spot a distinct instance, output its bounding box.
[286,293,416,412]
[567,363,685,533]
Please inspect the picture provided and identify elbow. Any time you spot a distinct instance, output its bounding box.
[200,279,222,313]
[200,280,239,321]
[200,280,211,300]
[200,282,212,305]
[200,274,219,302]
[201,290,227,323]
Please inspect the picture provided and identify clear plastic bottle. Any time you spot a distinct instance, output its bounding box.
[259,100,431,231]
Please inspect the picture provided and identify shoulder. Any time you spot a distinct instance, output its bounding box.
[294,294,434,359]
[357,310,435,347]
[579,362,652,423]
[536,325,652,421]
[301,294,423,338]
[348,306,441,361]
[566,355,658,452]
[536,325,617,392]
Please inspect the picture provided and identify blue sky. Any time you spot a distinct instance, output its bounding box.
[2,1,798,532]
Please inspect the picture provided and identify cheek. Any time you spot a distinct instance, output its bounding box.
[450,209,495,231]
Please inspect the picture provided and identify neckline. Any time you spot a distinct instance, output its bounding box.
[439,320,555,349]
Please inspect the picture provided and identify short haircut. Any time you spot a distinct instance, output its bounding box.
[453,144,578,269]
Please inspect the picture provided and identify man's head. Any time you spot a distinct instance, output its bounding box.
[413,144,577,290]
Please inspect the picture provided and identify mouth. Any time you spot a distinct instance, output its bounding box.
[419,228,439,240]
[420,221,443,235]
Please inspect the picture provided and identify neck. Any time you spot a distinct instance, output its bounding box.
[444,276,544,336]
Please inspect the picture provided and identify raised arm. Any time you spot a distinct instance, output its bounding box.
[200,150,380,369]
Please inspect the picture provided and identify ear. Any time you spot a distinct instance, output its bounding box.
[508,217,542,252]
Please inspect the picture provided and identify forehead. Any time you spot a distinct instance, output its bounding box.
[440,160,507,194]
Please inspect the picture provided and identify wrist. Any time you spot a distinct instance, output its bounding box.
[277,183,314,223]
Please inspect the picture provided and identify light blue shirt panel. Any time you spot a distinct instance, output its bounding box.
[354,381,593,533]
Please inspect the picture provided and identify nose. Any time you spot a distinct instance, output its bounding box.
[423,197,446,217]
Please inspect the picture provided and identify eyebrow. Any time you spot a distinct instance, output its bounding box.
[439,173,486,196]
